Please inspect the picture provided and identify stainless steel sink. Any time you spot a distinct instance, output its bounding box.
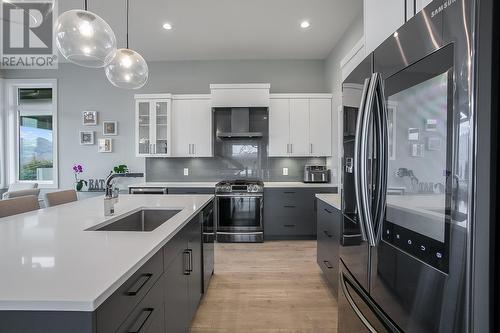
[88,209,182,232]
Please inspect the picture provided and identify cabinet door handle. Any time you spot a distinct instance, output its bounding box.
[188,249,193,273]
[324,208,333,214]
[310,143,313,154]
[126,273,153,296]
[286,144,289,154]
[323,260,333,269]
[323,230,333,238]
[183,250,191,275]
[290,144,293,154]
[127,308,154,333]
[283,224,296,228]
[284,205,296,208]
[193,144,196,155]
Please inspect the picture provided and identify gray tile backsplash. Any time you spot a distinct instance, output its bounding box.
[146,157,327,182]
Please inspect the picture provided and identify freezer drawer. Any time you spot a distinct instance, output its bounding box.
[338,261,401,333]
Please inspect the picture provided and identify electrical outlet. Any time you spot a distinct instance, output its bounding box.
[183,168,189,176]
[282,167,288,176]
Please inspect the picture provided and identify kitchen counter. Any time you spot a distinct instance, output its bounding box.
[128,181,338,189]
[0,194,213,312]
[315,193,341,210]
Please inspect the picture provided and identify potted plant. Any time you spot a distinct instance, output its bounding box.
[73,164,88,191]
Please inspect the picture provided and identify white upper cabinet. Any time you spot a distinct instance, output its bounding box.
[406,0,434,20]
[309,99,332,157]
[289,99,310,156]
[135,95,172,157]
[416,0,433,13]
[364,0,405,54]
[171,95,212,157]
[268,99,290,157]
[269,95,332,157]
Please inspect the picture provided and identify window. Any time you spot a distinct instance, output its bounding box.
[6,80,58,188]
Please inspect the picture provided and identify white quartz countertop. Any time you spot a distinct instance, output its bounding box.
[315,194,341,210]
[0,194,213,312]
[128,182,338,188]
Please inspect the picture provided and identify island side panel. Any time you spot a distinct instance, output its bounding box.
[0,311,95,333]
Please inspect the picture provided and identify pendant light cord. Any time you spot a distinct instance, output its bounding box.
[126,0,129,49]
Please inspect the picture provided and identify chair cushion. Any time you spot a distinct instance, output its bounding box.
[2,188,41,200]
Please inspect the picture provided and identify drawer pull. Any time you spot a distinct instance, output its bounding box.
[126,274,153,296]
[323,230,333,238]
[284,205,296,208]
[283,224,296,228]
[283,191,296,194]
[128,308,154,333]
[183,250,192,275]
[324,208,333,214]
[323,260,334,269]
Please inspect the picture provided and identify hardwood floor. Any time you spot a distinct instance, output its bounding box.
[190,241,338,333]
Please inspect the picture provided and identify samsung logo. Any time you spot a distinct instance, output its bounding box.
[431,0,457,18]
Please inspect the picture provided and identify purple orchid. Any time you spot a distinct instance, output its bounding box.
[73,164,83,174]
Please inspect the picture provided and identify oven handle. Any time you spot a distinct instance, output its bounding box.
[215,194,263,198]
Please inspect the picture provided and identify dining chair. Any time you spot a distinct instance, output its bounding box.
[44,190,78,208]
[0,195,40,218]
[2,182,38,200]
[2,188,41,199]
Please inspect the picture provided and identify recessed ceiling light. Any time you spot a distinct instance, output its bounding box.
[162,22,172,30]
[300,20,310,29]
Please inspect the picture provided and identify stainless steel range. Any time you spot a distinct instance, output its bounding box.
[215,179,264,243]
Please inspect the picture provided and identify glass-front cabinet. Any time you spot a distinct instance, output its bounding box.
[135,95,172,157]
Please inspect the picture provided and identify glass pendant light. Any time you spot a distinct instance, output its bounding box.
[105,0,148,89]
[55,0,117,68]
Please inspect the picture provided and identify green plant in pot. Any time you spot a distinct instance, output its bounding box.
[72,164,88,191]
[113,164,129,174]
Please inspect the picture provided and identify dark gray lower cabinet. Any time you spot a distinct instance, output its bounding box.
[0,201,212,333]
[167,188,214,195]
[164,217,203,333]
[264,187,337,240]
[316,199,341,297]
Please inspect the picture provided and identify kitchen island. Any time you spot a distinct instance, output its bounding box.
[0,194,214,333]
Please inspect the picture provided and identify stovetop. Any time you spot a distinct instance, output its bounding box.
[215,179,264,193]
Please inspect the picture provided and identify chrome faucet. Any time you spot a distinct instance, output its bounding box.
[104,172,144,216]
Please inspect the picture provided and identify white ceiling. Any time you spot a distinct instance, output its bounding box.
[60,0,362,61]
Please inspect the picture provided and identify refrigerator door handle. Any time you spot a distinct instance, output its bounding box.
[340,272,378,333]
[354,78,371,242]
[359,75,378,247]
[373,74,389,245]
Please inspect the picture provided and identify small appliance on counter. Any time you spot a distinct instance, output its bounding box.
[303,165,331,183]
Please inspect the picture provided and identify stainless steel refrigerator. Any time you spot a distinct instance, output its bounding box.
[338,0,496,332]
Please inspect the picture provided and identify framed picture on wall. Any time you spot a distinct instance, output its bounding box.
[98,138,113,153]
[82,111,98,125]
[103,121,117,136]
[80,131,94,145]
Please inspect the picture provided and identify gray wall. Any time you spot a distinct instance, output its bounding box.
[324,12,364,184]
[2,59,327,189]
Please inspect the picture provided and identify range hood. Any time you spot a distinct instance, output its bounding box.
[217,108,263,138]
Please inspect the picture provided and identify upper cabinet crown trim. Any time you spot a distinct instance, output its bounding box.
[210,83,270,89]
[135,93,172,99]
[270,93,333,99]
[172,94,211,100]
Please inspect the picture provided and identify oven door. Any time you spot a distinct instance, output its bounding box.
[216,194,263,232]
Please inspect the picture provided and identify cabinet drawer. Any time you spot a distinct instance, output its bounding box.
[164,226,188,270]
[116,279,165,333]
[168,188,214,195]
[96,251,163,333]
